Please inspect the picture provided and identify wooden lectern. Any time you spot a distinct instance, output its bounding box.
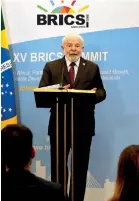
[33,88,95,201]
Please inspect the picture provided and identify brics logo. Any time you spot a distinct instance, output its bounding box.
[37,0,89,28]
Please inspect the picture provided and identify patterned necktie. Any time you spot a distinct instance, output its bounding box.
[69,62,75,87]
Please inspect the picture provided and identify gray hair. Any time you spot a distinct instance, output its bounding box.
[62,33,84,46]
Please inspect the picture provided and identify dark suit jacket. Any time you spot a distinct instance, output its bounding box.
[39,56,106,136]
[2,170,66,201]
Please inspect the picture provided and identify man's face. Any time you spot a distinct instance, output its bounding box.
[62,37,84,62]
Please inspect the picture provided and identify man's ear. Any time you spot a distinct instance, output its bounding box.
[31,147,35,159]
[61,45,64,51]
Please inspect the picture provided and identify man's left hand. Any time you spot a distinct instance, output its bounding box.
[91,88,97,92]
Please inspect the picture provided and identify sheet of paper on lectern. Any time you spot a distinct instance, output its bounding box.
[40,84,60,89]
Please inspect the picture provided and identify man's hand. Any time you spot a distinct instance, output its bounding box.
[91,88,97,92]
[64,84,71,89]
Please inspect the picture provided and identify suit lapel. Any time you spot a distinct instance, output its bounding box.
[73,57,86,88]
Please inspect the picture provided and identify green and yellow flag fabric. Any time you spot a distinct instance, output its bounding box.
[1,10,17,129]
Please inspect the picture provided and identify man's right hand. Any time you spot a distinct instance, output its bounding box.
[64,84,71,89]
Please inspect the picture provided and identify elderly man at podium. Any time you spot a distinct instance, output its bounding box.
[39,33,106,201]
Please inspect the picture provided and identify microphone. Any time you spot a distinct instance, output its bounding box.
[59,66,64,89]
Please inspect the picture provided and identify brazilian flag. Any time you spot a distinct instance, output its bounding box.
[1,10,17,129]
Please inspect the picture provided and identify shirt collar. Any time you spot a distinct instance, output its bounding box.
[65,56,80,67]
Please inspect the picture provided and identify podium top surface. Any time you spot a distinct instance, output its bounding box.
[33,87,96,108]
[33,87,95,94]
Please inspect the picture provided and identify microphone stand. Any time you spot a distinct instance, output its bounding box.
[59,66,65,89]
